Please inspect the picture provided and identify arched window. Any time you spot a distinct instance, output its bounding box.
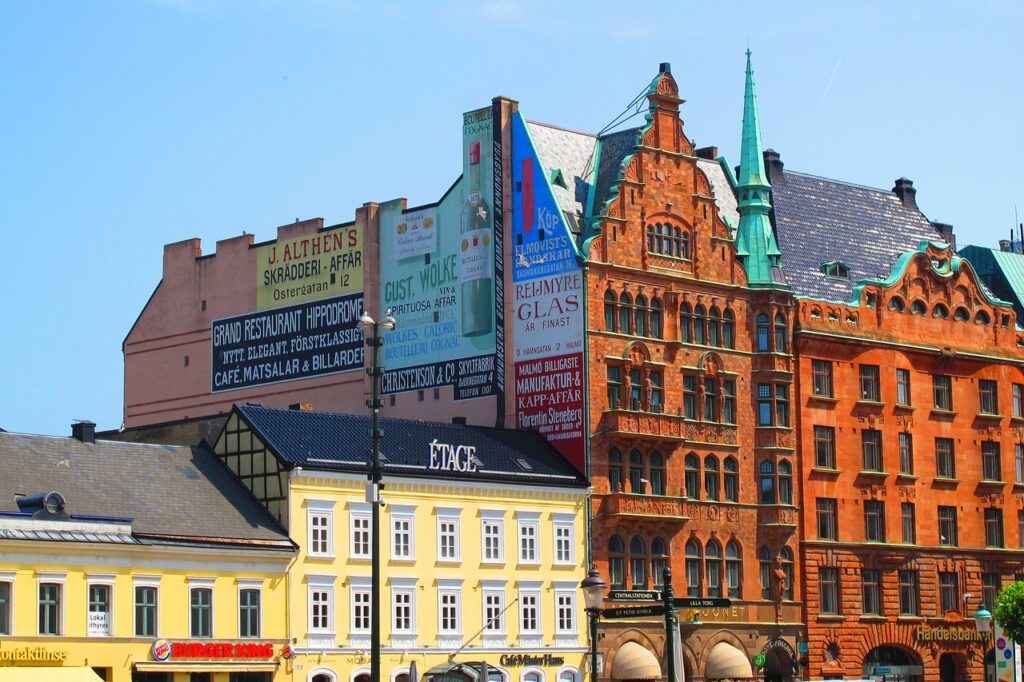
[723,456,739,502]
[604,291,617,331]
[672,227,682,257]
[650,298,663,339]
[629,450,644,494]
[976,310,992,325]
[774,313,787,352]
[608,447,623,492]
[680,303,692,343]
[629,536,646,589]
[889,296,906,312]
[609,536,625,589]
[693,305,707,345]
[312,673,339,682]
[652,537,669,588]
[708,307,721,347]
[684,454,700,499]
[685,539,702,597]
[634,295,648,337]
[758,546,771,600]
[650,452,665,495]
[778,459,793,504]
[933,303,949,319]
[523,672,543,682]
[723,309,735,349]
[704,455,720,501]
[646,225,657,254]
[910,300,927,315]
[558,670,580,682]
[780,547,794,600]
[726,540,742,599]
[705,540,723,598]
[619,293,632,333]
[756,313,770,352]
[680,231,690,259]
[759,460,776,504]
[954,307,970,322]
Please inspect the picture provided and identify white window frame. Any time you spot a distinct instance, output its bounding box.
[437,508,462,563]
[237,578,263,639]
[482,580,507,634]
[390,505,416,562]
[308,575,335,634]
[554,584,578,635]
[349,576,372,635]
[552,513,576,566]
[349,502,372,560]
[390,578,418,635]
[37,572,66,637]
[188,577,216,639]
[133,575,160,638]
[307,499,336,558]
[481,510,505,564]
[0,571,15,637]
[86,573,115,637]
[518,581,542,636]
[437,578,464,635]
[522,668,546,682]
[557,667,581,682]
[517,511,541,565]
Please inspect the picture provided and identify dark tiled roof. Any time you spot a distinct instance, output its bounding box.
[235,404,588,487]
[100,414,228,447]
[0,432,291,546]
[771,170,943,301]
[591,127,641,226]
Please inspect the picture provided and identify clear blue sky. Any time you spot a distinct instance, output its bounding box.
[2,1,1021,435]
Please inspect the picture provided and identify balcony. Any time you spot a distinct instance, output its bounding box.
[752,354,792,374]
[599,409,738,446]
[757,505,799,530]
[754,428,795,451]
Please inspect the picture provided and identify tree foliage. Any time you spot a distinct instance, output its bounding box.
[995,582,1024,644]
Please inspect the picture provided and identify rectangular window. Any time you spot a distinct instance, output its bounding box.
[391,513,414,560]
[934,374,953,411]
[650,370,663,412]
[939,572,959,614]
[309,587,332,632]
[864,500,886,542]
[629,368,642,410]
[607,366,621,409]
[986,508,1005,547]
[814,426,836,469]
[861,570,881,616]
[898,570,919,616]
[519,521,538,564]
[704,378,718,421]
[87,583,111,637]
[817,498,838,540]
[683,375,697,419]
[983,573,1001,610]
[1016,444,1024,483]
[438,590,460,634]
[351,512,371,559]
[0,581,11,635]
[939,506,959,546]
[901,502,916,544]
[554,524,574,565]
[980,379,999,414]
[1014,383,1024,418]
[862,429,883,471]
[239,588,260,638]
[190,587,212,638]
[309,510,332,557]
[723,380,736,424]
[936,438,956,479]
[812,360,834,397]
[38,582,62,635]
[776,384,790,426]
[897,368,912,405]
[1019,510,1024,549]
[134,585,158,637]
[556,592,576,633]
[983,441,1002,481]
[352,589,371,633]
[860,364,881,401]
[899,433,914,475]
[758,384,773,425]
[520,592,539,633]
[438,516,460,562]
[483,591,504,632]
[482,518,504,563]
[392,590,414,633]
[819,567,839,614]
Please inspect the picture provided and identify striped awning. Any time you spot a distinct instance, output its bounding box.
[705,642,753,680]
[612,641,662,680]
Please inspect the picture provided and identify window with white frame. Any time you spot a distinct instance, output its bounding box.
[437,579,463,635]
[390,506,416,561]
[133,576,159,638]
[517,512,541,565]
[238,580,262,638]
[437,509,461,563]
[482,511,505,564]
[350,577,371,634]
[37,573,65,636]
[87,574,114,637]
[350,503,372,559]
[482,584,506,633]
[308,577,334,633]
[0,572,13,636]
[553,514,575,565]
[189,578,215,638]
[519,583,542,635]
[391,580,417,634]
[307,500,335,557]
[555,588,576,634]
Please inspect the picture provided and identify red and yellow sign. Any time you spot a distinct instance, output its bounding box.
[152,640,277,660]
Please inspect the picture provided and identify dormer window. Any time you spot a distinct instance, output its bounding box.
[821,261,849,280]
[550,169,567,189]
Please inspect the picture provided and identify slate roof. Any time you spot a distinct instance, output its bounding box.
[234,404,588,487]
[770,169,943,302]
[698,158,739,231]
[0,431,292,548]
[960,245,1024,321]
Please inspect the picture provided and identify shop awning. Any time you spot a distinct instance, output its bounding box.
[1,668,105,682]
[705,642,753,680]
[612,641,662,680]
[135,662,278,672]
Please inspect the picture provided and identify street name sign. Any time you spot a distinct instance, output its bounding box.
[608,590,660,601]
[602,605,666,619]
[673,597,732,608]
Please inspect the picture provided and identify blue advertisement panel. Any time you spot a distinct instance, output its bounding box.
[211,293,364,391]
[511,111,585,472]
[379,106,500,401]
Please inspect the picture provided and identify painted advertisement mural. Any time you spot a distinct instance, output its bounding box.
[995,622,1021,682]
[210,224,365,392]
[511,112,585,472]
[378,105,503,403]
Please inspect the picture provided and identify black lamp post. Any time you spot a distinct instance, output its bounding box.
[581,567,608,682]
[361,309,396,682]
[974,604,993,682]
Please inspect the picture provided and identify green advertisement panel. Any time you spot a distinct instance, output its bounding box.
[378,106,501,401]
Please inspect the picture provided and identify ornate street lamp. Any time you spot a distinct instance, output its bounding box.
[361,309,396,682]
[581,566,608,682]
[974,604,993,682]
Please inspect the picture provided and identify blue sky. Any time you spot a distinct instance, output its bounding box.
[2,0,1022,435]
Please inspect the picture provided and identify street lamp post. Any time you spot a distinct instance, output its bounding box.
[581,566,608,682]
[361,310,396,682]
[974,604,993,682]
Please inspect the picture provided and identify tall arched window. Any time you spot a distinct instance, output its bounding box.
[652,537,669,588]
[629,450,644,494]
[693,305,707,345]
[680,304,692,343]
[685,539,702,597]
[780,546,795,600]
[629,536,646,589]
[705,540,723,598]
[684,454,700,499]
[609,536,625,589]
[774,313,787,352]
[778,459,793,504]
[758,546,771,600]
[650,452,665,495]
[646,226,657,254]
[723,456,739,502]
[608,448,622,492]
[726,541,742,598]
[708,307,721,347]
[680,231,690,259]
[634,295,648,337]
[650,298,663,339]
[723,309,735,348]
[704,455,720,501]
[756,314,770,352]
[759,460,776,504]
[619,293,632,334]
[604,291,617,331]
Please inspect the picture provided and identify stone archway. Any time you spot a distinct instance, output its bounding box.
[938,653,964,682]
[763,647,794,682]
[862,645,924,682]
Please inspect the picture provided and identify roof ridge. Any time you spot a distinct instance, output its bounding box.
[525,119,598,139]
[781,169,905,197]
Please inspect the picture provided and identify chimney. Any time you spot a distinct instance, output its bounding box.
[659,62,671,74]
[1000,240,1012,252]
[71,420,96,443]
[289,403,313,411]
[695,146,718,160]
[764,149,784,184]
[893,177,918,210]
[451,416,467,425]
[931,221,956,249]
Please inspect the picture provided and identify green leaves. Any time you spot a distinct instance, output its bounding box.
[994,582,1024,644]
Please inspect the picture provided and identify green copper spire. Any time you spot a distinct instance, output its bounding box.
[735,50,784,287]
